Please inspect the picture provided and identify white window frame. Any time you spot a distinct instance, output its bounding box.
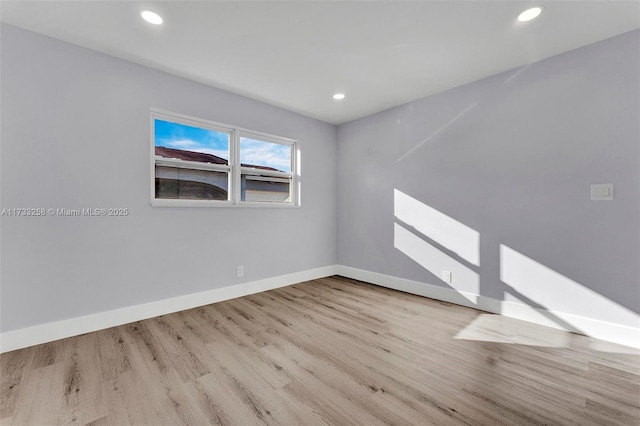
[150,109,299,208]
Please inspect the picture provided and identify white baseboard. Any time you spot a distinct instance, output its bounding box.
[0,265,338,353]
[337,265,640,349]
[3,264,637,353]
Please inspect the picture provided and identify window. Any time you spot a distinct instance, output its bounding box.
[240,136,292,203]
[151,111,298,207]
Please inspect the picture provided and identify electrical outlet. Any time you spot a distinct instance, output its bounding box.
[591,183,614,200]
[236,265,244,277]
[442,271,452,283]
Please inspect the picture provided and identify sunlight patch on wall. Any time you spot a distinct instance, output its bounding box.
[501,289,583,334]
[394,189,479,266]
[394,223,479,303]
[500,244,640,330]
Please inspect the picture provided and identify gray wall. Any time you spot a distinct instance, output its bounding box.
[337,30,639,328]
[0,24,337,332]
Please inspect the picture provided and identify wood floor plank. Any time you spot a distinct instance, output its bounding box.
[58,333,108,425]
[28,340,60,369]
[167,378,249,426]
[145,316,211,382]
[199,345,297,426]
[0,348,33,421]
[1,276,638,425]
[8,362,65,425]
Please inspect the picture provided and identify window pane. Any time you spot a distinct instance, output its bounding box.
[240,137,291,173]
[241,174,291,203]
[156,165,228,200]
[155,119,229,164]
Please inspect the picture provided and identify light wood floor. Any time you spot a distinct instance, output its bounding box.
[1,276,639,425]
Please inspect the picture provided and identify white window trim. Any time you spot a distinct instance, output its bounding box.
[245,175,290,184]
[155,156,232,173]
[150,109,300,208]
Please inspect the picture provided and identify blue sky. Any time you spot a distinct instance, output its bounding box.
[240,137,291,173]
[155,119,291,172]
[155,119,230,160]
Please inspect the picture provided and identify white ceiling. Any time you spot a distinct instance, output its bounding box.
[1,1,638,125]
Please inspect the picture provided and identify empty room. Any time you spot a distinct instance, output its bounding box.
[1,1,639,425]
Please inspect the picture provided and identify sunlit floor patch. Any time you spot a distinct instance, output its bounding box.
[454,313,571,348]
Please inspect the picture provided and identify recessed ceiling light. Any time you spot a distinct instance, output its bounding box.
[333,93,345,100]
[517,7,542,22]
[141,10,163,25]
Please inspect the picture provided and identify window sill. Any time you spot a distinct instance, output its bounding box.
[151,199,300,208]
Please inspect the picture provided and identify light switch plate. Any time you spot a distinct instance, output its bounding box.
[591,184,614,201]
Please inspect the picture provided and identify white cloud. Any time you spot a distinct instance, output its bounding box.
[240,139,291,172]
[164,139,202,150]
